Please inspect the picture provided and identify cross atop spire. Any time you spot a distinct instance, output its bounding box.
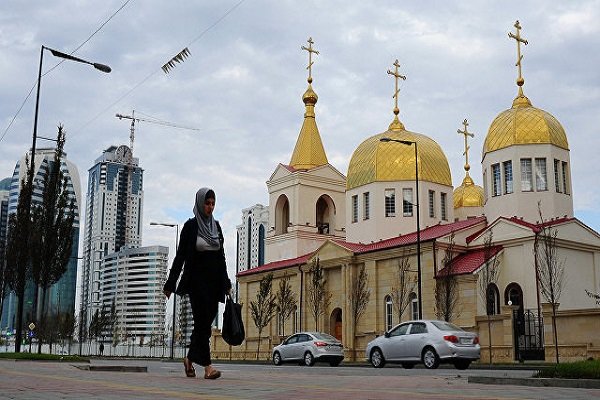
[508,20,528,97]
[387,59,406,130]
[457,118,475,173]
[301,37,319,84]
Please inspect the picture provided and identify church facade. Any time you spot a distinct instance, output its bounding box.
[215,28,600,364]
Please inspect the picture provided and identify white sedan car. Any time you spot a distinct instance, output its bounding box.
[366,320,480,370]
[272,332,344,366]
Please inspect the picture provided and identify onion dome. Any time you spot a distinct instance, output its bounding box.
[347,59,451,190]
[453,174,484,208]
[289,39,328,170]
[346,127,452,190]
[484,20,568,155]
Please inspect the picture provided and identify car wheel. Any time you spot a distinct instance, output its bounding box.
[329,360,341,367]
[370,348,386,368]
[453,360,471,370]
[401,363,415,369]
[304,351,315,366]
[273,351,282,366]
[422,347,440,369]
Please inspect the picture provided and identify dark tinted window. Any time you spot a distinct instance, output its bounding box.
[409,322,427,334]
[431,321,463,332]
[285,335,299,345]
[389,323,409,337]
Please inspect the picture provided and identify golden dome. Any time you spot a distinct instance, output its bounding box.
[289,84,328,169]
[347,128,452,190]
[483,94,569,155]
[453,174,484,208]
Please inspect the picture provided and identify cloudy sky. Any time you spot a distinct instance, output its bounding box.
[2,0,600,282]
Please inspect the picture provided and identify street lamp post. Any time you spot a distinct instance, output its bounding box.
[12,45,110,354]
[150,222,179,359]
[380,137,422,319]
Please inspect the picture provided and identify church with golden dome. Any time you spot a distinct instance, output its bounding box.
[223,24,600,364]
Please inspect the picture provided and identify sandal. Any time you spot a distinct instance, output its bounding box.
[204,369,221,380]
[183,357,196,378]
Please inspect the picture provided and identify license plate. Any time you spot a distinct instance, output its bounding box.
[460,338,472,344]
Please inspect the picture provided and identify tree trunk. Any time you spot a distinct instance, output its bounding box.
[14,292,25,353]
[552,305,559,364]
[487,316,493,365]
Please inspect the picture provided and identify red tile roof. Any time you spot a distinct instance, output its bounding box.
[437,246,503,276]
[237,253,312,277]
[466,215,575,243]
[237,216,487,278]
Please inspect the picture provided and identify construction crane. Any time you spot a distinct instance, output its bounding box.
[116,110,201,157]
[115,110,200,249]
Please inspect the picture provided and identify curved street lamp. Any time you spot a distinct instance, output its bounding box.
[380,137,422,319]
[14,45,110,354]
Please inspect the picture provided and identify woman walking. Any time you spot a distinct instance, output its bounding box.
[163,187,232,379]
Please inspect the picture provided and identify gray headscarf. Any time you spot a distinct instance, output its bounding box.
[193,187,220,247]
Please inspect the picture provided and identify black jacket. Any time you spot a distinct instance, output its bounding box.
[163,218,232,303]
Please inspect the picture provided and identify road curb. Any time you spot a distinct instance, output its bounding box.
[74,365,147,372]
[468,375,600,389]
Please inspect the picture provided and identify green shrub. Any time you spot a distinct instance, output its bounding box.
[535,359,600,379]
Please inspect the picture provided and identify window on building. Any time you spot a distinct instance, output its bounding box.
[385,295,393,331]
[293,306,298,333]
[562,161,569,195]
[440,192,447,221]
[363,192,370,220]
[402,188,413,217]
[351,195,358,223]
[535,158,547,191]
[492,163,501,196]
[409,292,419,320]
[278,313,285,336]
[503,161,513,194]
[486,283,500,315]
[428,190,435,218]
[483,169,488,201]
[521,158,533,192]
[554,159,562,193]
[385,189,396,217]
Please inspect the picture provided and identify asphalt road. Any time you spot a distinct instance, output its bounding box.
[0,359,598,399]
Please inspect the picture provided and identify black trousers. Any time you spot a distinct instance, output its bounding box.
[187,292,218,366]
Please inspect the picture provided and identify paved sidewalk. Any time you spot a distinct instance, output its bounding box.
[0,359,598,399]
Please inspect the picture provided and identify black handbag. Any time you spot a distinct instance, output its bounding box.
[222,295,245,346]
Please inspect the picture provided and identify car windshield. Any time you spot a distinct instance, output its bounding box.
[312,332,337,341]
[431,321,463,332]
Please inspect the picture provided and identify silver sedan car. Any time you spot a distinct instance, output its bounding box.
[272,332,344,366]
[366,320,480,370]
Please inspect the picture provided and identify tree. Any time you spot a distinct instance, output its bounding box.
[435,233,459,322]
[390,253,416,323]
[534,204,566,364]
[350,265,370,334]
[4,163,34,353]
[307,258,331,331]
[29,125,76,353]
[275,274,296,336]
[249,273,276,360]
[477,231,500,365]
[56,311,76,354]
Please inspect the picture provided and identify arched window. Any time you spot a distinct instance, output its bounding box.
[316,195,335,234]
[275,195,290,234]
[504,282,523,308]
[409,292,419,321]
[384,295,393,331]
[486,283,500,315]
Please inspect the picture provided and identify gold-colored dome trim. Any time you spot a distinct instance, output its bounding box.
[289,38,328,170]
[347,129,452,190]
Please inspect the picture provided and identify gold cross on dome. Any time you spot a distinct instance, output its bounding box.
[457,118,475,172]
[508,20,528,91]
[301,37,319,83]
[387,59,406,115]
